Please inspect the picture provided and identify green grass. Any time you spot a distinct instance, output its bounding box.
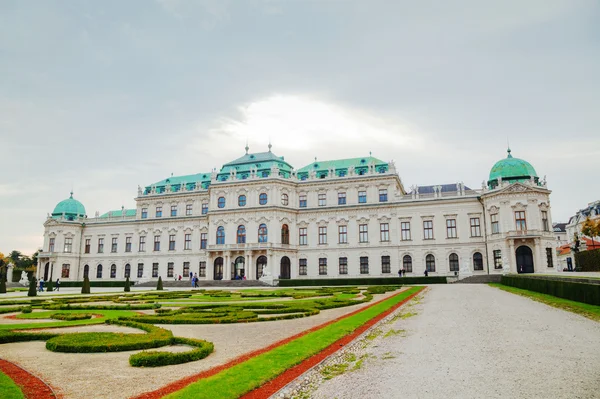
[166,286,422,399]
[0,309,139,330]
[0,370,24,399]
[490,283,600,322]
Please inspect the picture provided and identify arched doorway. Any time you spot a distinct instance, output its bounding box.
[43,262,50,281]
[280,256,291,279]
[233,256,245,279]
[516,246,534,273]
[213,257,224,280]
[83,264,89,279]
[256,256,267,279]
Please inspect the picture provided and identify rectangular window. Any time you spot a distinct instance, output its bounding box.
[200,233,207,249]
[338,225,348,244]
[201,203,208,215]
[183,262,190,277]
[186,204,193,216]
[339,257,348,275]
[49,237,55,252]
[169,235,176,251]
[171,205,177,217]
[299,258,307,275]
[546,248,554,268]
[493,250,502,269]
[423,221,434,240]
[167,262,174,278]
[379,189,388,202]
[381,255,391,273]
[152,263,159,278]
[84,239,90,254]
[380,223,390,242]
[64,237,72,253]
[141,208,148,219]
[515,211,527,231]
[61,264,70,278]
[470,218,481,237]
[359,224,368,243]
[360,256,369,274]
[358,190,367,203]
[299,195,307,208]
[184,233,191,250]
[401,222,411,241]
[156,206,162,218]
[111,237,118,253]
[154,235,160,251]
[98,238,104,253]
[318,226,327,244]
[125,237,132,252]
[491,214,500,234]
[318,193,326,206]
[299,228,308,245]
[139,236,146,252]
[319,258,327,275]
[446,219,457,238]
[199,261,206,277]
[338,192,346,205]
[137,263,144,278]
[541,211,549,231]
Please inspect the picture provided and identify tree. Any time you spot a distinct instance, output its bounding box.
[81,276,91,294]
[28,277,37,297]
[0,252,6,293]
[124,276,131,292]
[581,217,597,249]
[0,274,6,294]
[156,276,163,291]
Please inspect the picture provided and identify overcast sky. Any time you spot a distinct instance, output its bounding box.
[1,0,599,255]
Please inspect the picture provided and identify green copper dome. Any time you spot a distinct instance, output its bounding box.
[488,148,538,189]
[52,192,86,220]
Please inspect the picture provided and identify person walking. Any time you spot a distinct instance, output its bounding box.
[39,278,44,292]
[194,273,199,288]
[191,275,195,288]
[398,269,402,277]
[55,278,60,291]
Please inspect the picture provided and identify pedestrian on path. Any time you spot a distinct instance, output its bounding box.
[194,273,199,288]
[55,278,60,291]
[39,278,44,292]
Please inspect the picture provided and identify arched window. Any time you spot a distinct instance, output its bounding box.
[237,225,246,244]
[473,252,484,271]
[124,264,131,278]
[96,264,103,278]
[449,253,459,271]
[403,255,413,272]
[259,193,268,205]
[281,193,289,206]
[217,197,225,208]
[216,226,225,245]
[238,195,246,207]
[426,255,435,272]
[258,223,268,243]
[110,264,116,278]
[281,224,290,244]
[83,264,89,279]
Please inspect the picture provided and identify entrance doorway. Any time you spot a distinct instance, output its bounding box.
[516,246,534,273]
[280,256,291,279]
[213,257,224,280]
[256,256,267,279]
[44,262,50,281]
[233,256,245,279]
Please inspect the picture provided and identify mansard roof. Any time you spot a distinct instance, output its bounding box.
[99,209,137,218]
[411,184,474,195]
[144,172,212,195]
[296,156,388,179]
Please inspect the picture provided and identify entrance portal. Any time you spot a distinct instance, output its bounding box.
[213,257,224,280]
[516,246,534,273]
[233,256,245,279]
[256,256,267,279]
[280,256,291,279]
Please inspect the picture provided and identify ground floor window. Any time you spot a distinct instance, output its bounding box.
[403,255,412,272]
[110,264,116,278]
[61,264,70,278]
[167,262,174,278]
[319,258,327,275]
[96,264,103,278]
[199,261,206,277]
[381,256,391,273]
[137,263,144,278]
[426,255,435,272]
[124,264,130,278]
[546,248,554,268]
[449,253,459,272]
[339,257,348,275]
[493,250,502,269]
[152,263,159,278]
[473,252,483,270]
[183,262,190,277]
[299,259,307,275]
[360,256,369,274]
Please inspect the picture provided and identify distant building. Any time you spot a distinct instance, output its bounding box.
[553,223,568,247]
[566,200,600,242]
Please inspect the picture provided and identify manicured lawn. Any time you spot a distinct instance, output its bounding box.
[490,283,600,322]
[0,309,139,330]
[166,286,422,399]
[0,370,24,399]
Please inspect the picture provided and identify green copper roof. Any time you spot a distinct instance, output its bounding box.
[51,192,86,220]
[99,209,137,218]
[296,156,388,179]
[145,172,212,194]
[488,148,538,188]
[217,149,294,181]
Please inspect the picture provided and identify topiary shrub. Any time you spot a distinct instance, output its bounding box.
[81,276,91,294]
[28,278,37,297]
[0,274,6,294]
[21,306,32,314]
[124,277,131,292]
[157,276,163,291]
[46,279,54,292]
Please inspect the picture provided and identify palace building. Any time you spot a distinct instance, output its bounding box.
[37,146,558,283]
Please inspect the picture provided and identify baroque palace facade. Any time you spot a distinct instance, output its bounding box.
[37,146,558,283]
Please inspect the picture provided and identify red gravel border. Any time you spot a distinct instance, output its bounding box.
[132,287,424,399]
[0,359,58,399]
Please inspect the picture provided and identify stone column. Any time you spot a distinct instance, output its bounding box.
[534,238,542,273]
[224,253,230,280]
[246,253,251,279]
[508,240,516,273]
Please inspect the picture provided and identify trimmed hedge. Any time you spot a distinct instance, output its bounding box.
[575,249,600,272]
[129,337,214,367]
[41,303,160,311]
[58,280,136,288]
[0,330,58,344]
[50,312,94,321]
[501,275,600,306]
[278,277,447,287]
[0,306,27,314]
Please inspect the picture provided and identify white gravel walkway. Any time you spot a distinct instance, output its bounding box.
[310,284,600,399]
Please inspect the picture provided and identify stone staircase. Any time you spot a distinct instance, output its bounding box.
[134,279,273,288]
[453,274,502,284]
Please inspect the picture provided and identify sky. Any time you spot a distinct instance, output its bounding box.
[1,0,599,255]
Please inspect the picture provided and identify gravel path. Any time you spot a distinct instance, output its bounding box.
[310,284,600,399]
